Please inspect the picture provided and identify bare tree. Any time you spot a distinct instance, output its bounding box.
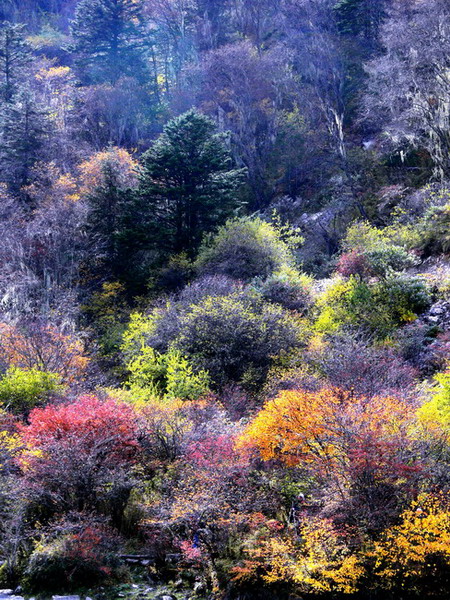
[364,0,450,177]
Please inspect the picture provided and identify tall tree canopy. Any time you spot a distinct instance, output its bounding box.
[70,0,150,84]
[129,109,246,258]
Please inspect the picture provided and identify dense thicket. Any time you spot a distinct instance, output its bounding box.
[0,1,450,598]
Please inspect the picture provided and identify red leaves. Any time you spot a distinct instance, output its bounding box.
[19,394,140,466]
[336,250,370,278]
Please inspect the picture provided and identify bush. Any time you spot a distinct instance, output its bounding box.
[315,275,431,337]
[418,368,450,428]
[122,288,306,390]
[254,266,314,313]
[420,202,450,255]
[23,519,128,592]
[364,246,419,278]
[338,222,419,279]
[153,252,194,292]
[0,368,62,414]
[126,347,210,401]
[195,217,298,282]
[309,334,417,398]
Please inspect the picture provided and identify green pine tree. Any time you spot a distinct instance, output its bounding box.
[0,22,32,103]
[0,91,49,194]
[129,109,246,258]
[70,0,150,84]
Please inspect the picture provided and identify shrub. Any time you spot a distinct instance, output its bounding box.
[338,222,419,279]
[19,396,140,518]
[126,347,210,401]
[195,217,297,282]
[0,321,89,383]
[420,202,450,255]
[23,518,128,592]
[154,252,194,292]
[122,288,305,389]
[0,368,62,414]
[336,249,371,278]
[364,246,419,278]
[372,495,450,597]
[254,266,314,313]
[315,275,431,338]
[309,334,417,398]
[417,369,450,429]
[83,281,129,357]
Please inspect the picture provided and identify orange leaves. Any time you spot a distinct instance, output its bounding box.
[0,322,89,384]
[237,387,417,484]
[236,388,340,467]
[78,147,137,197]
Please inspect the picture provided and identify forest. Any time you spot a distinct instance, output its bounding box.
[0,0,449,597]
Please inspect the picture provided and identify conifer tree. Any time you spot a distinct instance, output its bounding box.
[0,23,32,103]
[0,92,49,194]
[129,110,246,258]
[70,0,150,84]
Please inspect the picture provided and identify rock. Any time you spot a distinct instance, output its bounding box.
[0,592,14,597]
[52,596,80,600]
[155,595,177,600]
[423,301,450,329]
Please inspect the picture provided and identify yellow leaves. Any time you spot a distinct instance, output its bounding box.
[35,66,73,83]
[234,517,362,595]
[291,518,364,595]
[417,369,450,434]
[372,494,450,588]
[237,387,414,481]
[236,388,340,467]
[78,147,138,197]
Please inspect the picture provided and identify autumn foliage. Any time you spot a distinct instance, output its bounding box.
[19,394,140,465]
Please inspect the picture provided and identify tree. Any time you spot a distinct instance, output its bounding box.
[129,110,245,260]
[193,42,293,208]
[122,283,305,389]
[372,494,450,596]
[0,23,32,104]
[0,321,89,384]
[70,0,150,85]
[19,395,140,517]
[333,0,388,51]
[0,92,49,194]
[364,0,450,177]
[237,387,419,530]
[195,217,298,282]
[0,368,62,416]
[80,147,137,279]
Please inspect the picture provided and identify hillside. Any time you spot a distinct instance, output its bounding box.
[0,0,450,598]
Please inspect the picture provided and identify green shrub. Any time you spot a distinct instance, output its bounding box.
[364,246,419,278]
[315,275,431,338]
[122,288,306,390]
[420,203,450,255]
[195,217,298,281]
[254,266,314,313]
[0,367,62,414]
[126,346,210,401]
[339,221,419,279]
